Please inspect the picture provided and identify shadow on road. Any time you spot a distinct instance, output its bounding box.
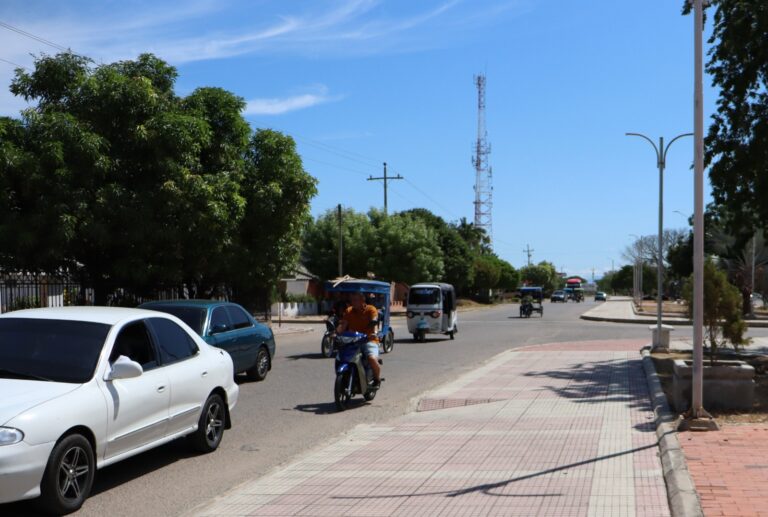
[0,439,198,516]
[293,400,366,414]
[285,352,327,361]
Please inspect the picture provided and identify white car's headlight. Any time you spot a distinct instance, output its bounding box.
[0,427,24,446]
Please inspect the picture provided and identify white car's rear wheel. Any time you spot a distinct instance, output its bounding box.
[38,433,95,515]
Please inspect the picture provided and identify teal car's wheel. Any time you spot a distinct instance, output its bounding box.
[246,346,270,381]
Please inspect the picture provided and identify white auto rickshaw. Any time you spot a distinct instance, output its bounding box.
[406,283,458,342]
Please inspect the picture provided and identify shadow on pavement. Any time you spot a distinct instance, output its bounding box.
[522,358,650,409]
[332,442,657,500]
[285,352,327,361]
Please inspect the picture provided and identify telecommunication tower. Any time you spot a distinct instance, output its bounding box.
[472,74,493,246]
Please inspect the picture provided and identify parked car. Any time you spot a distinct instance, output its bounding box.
[595,291,607,301]
[0,307,238,514]
[139,300,275,381]
[550,290,567,302]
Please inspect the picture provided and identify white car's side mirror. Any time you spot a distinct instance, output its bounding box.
[107,355,143,380]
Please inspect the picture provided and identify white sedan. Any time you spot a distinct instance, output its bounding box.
[0,307,239,514]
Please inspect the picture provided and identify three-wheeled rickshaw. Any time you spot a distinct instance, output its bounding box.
[406,283,458,342]
[323,278,395,355]
[519,286,544,318]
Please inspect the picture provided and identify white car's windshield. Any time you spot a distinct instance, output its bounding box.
[0,318,110,383]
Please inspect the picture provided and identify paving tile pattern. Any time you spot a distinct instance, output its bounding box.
[681,424,768,517]
[193,340,669,517]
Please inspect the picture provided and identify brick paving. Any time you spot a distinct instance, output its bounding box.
[681,424,768,517]
[192,339,669,517]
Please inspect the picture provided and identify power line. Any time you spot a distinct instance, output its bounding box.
[302,156,371,177]
[292,134,381,169]
[0,57,26,69]
[402,177,461,220]
[0,20,69,52]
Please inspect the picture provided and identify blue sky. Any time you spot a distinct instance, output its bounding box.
[0,0,716,280]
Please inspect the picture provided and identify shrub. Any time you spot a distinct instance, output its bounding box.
[683,259,749,364]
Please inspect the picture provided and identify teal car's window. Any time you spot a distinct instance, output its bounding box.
[148,318,198,364]
[146,306,206,335]
[226,306,252,330]
[210,307,230,333]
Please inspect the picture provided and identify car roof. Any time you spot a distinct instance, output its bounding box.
[139,299,229,309]
[0,306,166,325]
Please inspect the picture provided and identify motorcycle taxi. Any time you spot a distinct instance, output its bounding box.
[406,283,458,342]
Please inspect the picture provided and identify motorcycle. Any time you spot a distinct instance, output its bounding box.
[520,302,533,318]
[321,314,339,358]
[333,331,382,411]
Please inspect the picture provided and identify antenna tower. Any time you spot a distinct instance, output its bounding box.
[472,74,493,246]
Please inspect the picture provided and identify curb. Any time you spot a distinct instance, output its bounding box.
[582,314,768,327]
[640,346,703,517]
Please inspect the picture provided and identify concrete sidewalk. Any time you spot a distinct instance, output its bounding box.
[581,299,768,328]
[191,339,670,517]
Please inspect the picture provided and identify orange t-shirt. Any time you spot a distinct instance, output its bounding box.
[342,304,379,342]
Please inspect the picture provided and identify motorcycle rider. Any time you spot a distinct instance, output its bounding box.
[337,291,382,387]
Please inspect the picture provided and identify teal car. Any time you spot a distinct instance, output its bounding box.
[139,300,275,381]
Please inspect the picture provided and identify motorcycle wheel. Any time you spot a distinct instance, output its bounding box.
[364,388,377,401]
[382,330,394,354]
[334,372,352,411]
[321,335,334,358]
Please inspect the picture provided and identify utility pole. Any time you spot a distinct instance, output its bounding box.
[523,244,534,266]
[367,162,403,215]
[591,267,596,283]
[337,204,343,277]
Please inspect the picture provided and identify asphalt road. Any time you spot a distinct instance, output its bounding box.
[6,301,768,516]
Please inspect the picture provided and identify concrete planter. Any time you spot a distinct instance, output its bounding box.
[671,359,755,412]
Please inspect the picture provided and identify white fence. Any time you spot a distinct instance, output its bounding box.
[270,301,320,318]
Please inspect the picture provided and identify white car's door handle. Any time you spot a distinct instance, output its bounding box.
[201,371,208,377]
[157,386,166,393]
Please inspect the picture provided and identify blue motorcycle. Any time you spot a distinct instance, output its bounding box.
[333,331,381,411]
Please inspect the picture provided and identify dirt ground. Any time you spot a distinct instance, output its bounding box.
[637,301,689,315]
[652,350,768,425]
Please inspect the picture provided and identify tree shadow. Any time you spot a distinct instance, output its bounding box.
[522,358,651,410]
[331,440,660,500]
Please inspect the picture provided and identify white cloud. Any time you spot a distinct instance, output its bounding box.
[244,86,341,116]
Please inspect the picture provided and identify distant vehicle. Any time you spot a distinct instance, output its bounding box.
[594,291,607,301]
[406,283,458,342]
[0,307,238,514]
[139,300,275,381]
[551,290,567,303]
[519,286,544,318]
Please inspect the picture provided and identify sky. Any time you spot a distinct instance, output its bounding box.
[0,0,717,281]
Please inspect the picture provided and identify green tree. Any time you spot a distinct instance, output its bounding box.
[682,259,748,363]
[302,208,375,281]
[519,261,560,294]
[302,208,443,285]
[399,209,474,293]
[682,1,768,234]
[497,258,520,291]
[229,130,318,309]
[471,255,501,293]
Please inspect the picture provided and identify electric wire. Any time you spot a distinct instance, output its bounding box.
[0,57,26,69]
[0,20,69,52]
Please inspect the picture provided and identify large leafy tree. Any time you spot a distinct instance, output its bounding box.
[683,1,768,234]
[0,52,316,307]
[399,209,475,293]
[229,130,317,309]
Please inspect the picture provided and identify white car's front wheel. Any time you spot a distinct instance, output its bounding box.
[38,433,95,515]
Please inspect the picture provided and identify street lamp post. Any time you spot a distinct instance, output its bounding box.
[626,133,693,349]
[680,0,717,431]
